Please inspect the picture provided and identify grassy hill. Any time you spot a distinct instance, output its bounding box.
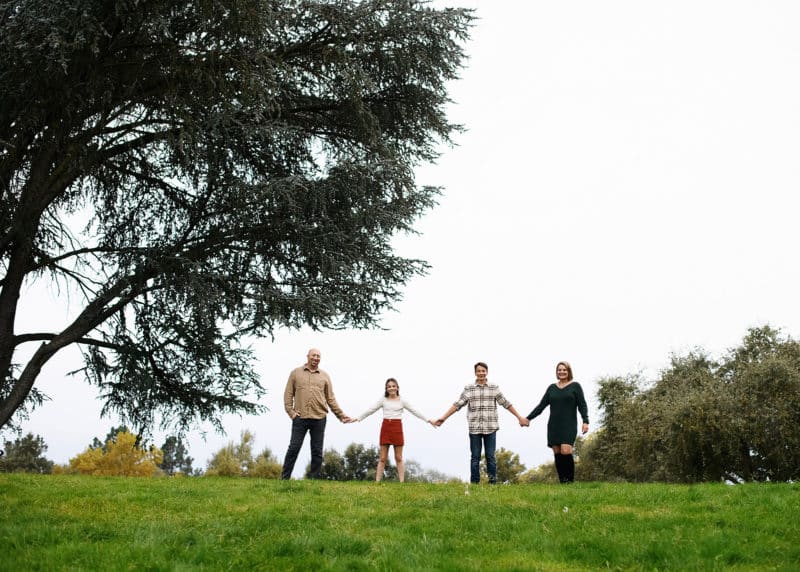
[1,475,798,570]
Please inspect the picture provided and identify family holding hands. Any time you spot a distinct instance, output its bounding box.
[281,349,589,484]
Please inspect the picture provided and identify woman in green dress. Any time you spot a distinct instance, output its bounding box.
[525,361,589,483]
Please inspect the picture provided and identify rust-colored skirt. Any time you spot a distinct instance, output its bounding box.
[379,419,404,446]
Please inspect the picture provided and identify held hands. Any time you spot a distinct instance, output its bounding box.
[518,417,530,427]
[427,419,438,428]
[434,418,445,427]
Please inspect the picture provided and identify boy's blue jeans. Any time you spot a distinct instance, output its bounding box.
[469,431,497,484]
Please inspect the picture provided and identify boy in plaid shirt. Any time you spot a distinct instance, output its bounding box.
[436,362,527,483]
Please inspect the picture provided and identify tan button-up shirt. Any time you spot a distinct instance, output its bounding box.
[283,364,346,420]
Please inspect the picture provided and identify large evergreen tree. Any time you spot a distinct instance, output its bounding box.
[0,1,473,433]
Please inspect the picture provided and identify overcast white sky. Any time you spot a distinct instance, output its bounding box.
[9,1,800,481]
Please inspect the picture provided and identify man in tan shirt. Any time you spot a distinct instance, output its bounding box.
[281,348,352,479]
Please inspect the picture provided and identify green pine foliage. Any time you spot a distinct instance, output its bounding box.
[0,433,53,473]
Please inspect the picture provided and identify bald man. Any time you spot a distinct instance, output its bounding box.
[281,348,352,479]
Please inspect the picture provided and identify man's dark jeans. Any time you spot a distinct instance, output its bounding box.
[469,431,497,484]
[281,417,327,479]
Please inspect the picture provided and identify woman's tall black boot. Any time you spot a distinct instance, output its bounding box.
[553,453,565,483]
[562,454,575,483]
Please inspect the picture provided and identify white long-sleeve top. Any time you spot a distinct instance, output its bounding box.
[357,397,429,422]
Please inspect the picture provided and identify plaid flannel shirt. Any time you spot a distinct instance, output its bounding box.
[453,383,512,434]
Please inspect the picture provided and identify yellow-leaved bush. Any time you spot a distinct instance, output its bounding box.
[68,431,163,476]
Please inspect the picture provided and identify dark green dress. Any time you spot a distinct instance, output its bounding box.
[527,382,589,447]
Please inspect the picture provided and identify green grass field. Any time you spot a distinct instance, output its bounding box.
[1,475,798,571]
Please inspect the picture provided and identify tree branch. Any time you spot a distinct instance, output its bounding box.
[13,332,124,352]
